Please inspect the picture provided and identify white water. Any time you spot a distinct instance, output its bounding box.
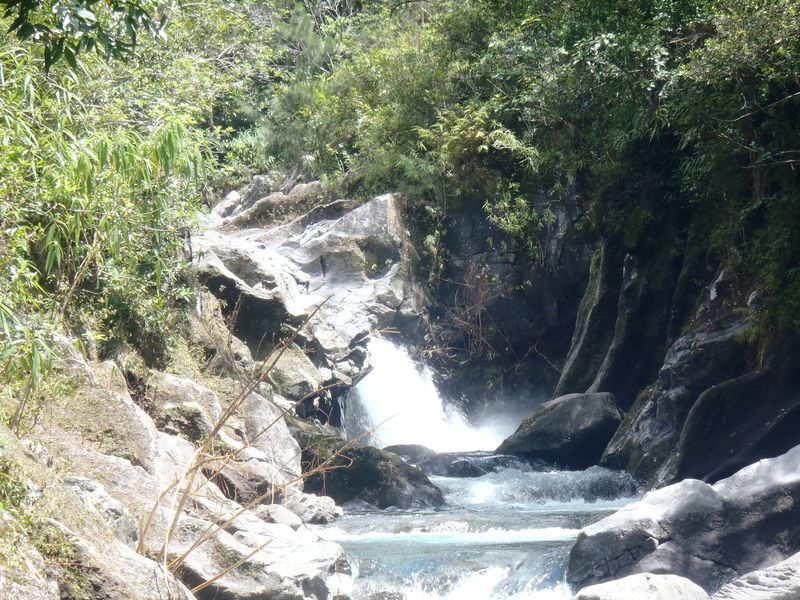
[330,338,639,600]
[343,338,514,451]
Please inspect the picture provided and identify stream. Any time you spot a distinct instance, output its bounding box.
[315,340,640,599]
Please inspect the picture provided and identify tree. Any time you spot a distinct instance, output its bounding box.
[1,0,170,69]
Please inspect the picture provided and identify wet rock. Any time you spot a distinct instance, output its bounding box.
[567,445,800,593]
[710,551,800,600]
[386,445,488,478]
[305,446,445,509]
[600,311,800,486]
[384,444,438,463]
[556,242,624,398]
[497,392,623,468]
[573,573,709,600]
[430,190,590,409]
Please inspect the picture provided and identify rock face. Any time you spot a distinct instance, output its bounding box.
[710,551,800,600]
[12,337,347,600]
[305,446,445,509]
[148,372,222,442]
[196,191,426,364]
[497,392,623,468]
[573,573,709,600]
[429,193,591,411]
[567,445,800,593]
[552,223,800,487]
[599,313,749,486]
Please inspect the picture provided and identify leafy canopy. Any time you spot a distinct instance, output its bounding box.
[1,0,169,69]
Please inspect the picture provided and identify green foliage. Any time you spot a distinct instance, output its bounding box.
[234,0,798,334]
[0,0,285,399]
[1,0,169,69]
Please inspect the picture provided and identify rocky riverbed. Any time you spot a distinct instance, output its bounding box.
[3,176,800,600]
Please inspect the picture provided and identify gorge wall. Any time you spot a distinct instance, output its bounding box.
[410,180,800,490]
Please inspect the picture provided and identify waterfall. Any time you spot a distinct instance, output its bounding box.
[342,338,512,452]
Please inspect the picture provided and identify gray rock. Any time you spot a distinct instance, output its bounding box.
[148,373,222,442]
[601,319,748,485]
[241,391,302,484]
[573,573,708,600]
[253,503,303,529]
[283,492,343,524]
[226,181,327,230]
[195,193,426,365]
[50,518,196,600]
[212,189,241,218]
[238,173,282,211]
[386,445,490,478]
[497,392,623,468]
[0,511,59,600]
[170,511,345,600]
[305,446,445,509]
[63,476,139,547]
[267,343,324,401]
[568,444,800,593]
[204,454,286,505]
[556,242,623,398]
[711,551,800,600]
[46,360,160,473]
[187,291,256,379]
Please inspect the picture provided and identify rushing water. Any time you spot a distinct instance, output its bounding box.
[328,339,639,599]
[342,339,517,451]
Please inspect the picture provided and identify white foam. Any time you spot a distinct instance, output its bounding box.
[391,567,572,600]
[319,526,581,545]
[344,338,512,451]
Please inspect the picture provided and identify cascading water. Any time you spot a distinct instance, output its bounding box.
[342,338,515,451]
[327,338,639,600]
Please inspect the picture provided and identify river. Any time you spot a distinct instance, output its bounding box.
[317,339,639,599]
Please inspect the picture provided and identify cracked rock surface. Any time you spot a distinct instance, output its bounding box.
[567,444,800,593]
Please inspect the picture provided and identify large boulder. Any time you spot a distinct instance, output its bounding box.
[240,390,303,485]
[195,193,427,366]
[170,513,346,600]
[283,491,343,524]
[600,313,752,486]
[710,551,800,600]
[40,360,159,472]
[305,446,445,509]
[0,422,196,600]
[497,392,623,468]
[573,573,709,600]
[147,372,222,442]
[267,342,324,401]
[386,445,512,478]
[567,444,800,593]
